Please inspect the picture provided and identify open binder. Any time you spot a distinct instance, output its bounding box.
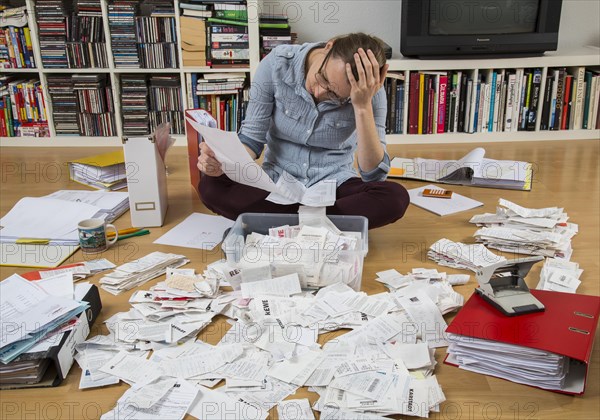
[0,284,102,389]
[445,289,600,394]
[390,147,533,191]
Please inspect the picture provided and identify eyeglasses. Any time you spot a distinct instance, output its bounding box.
[314,49,350,106]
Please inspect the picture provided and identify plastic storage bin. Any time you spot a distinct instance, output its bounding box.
[222,213,369,291]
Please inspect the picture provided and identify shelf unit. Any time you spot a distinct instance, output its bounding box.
[1,0,260,146]
[385,46,600,144]
[2,0,598,146]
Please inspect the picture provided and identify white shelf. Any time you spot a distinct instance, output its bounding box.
[385,129,600,145]
[1,134,187,147]
[387,46,600,72]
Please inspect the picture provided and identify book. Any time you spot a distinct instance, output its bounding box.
[390,147,533,191]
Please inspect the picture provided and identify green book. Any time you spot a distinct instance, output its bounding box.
[207,17,248,27]
[214,10,247,20]
[259,22,290,29]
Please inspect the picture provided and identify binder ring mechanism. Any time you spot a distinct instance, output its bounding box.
[569,327,590,335]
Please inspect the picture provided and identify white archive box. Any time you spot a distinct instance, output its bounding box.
[123,136,168,227]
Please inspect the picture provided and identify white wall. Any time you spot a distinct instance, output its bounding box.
[261,0,599,56]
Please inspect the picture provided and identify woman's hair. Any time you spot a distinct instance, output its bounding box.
[328,33,387,81]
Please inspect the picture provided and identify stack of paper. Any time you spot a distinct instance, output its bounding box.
[20,259,115,282]
[99,251,189,295]
[0,197,106,245]
[428,238,506,272]
[470,199,578,259]
[408,184,484,216]
[44,190,129,223]
[0,274,89,365]
[447,333,569,391]
[68,150,127,191]
[75,258,471,418]
[536,258,583,293]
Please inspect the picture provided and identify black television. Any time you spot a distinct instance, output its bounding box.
[401,0,563,58]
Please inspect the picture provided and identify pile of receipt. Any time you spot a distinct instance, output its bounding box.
[470,198,578,260]
[75,259,468,419]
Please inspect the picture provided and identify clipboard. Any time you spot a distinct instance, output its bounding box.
[445,289,600,395]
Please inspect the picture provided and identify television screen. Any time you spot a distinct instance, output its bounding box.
[429,0,540,35]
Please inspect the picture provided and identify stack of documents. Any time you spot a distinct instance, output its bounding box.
[99,251,189,295]
[44,190,129,223]
[0,197,105,245]
[445,290,600,395]
[428,238,506,272]
[447,333,570,391]
[0,274,89,366]
[470,199,578,259]
[74,258,471,418]
[68,150,127,191]
[536,258,583,293]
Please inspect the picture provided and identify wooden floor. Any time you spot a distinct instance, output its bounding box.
[1,139,598,419]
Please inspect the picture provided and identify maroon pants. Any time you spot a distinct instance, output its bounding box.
[199,175,410,229]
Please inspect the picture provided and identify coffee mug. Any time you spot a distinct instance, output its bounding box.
[78,219,118,253]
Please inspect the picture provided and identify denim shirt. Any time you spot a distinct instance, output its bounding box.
[238,42,391,188]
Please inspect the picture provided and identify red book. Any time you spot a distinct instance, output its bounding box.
[437,75,448,133]
[427,76,435,134]
[408,72,420,135]
[561,75,573,130]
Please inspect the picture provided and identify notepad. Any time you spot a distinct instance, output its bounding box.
[408,184,484,216]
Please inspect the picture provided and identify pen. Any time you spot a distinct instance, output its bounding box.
[116,229,150,241]
[107,227,144,237]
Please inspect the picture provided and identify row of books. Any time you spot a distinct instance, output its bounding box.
[121,74,184,135]
[186,72,248,131]
[0,4,36,69]
[399,67,600,136]
[405,69,536,135]
[148,75,184,133]
[0,75,49,137]
[46,74,116,136]
[259,13,295,59]
[384,73,405,134]
[108,0,178,68]
[179,0,249,68]
[35,0,108,69]
[540,67,600,131]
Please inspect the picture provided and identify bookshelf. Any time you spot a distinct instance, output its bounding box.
[1,0,598,146]
[1,0,260,145]
[385,46,600,144]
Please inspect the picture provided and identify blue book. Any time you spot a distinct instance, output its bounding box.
[488,71,497,132]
